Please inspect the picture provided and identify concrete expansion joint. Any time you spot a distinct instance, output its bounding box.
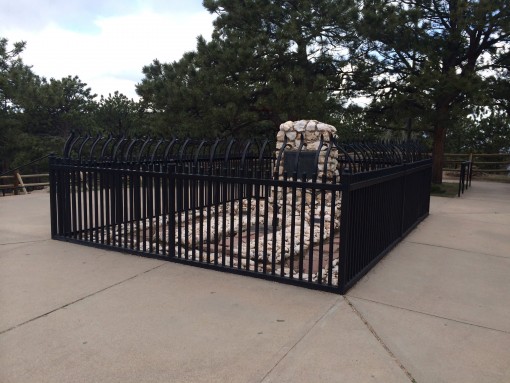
[0,263,165,336]
[258,297,343,383]
[403,240,510,260]
[345,296,417,383]
[0,238,51,246]
[346,296,510,335]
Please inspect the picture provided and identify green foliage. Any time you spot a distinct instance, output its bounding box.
[95,91,147,136]
[430,182,459,197]
[137,0,359,137]
[447,107,510,153]
[137,0,509,173]
[0,37,37,170]
[0,37,148,173]
[23,75,98,137]
[2,1,510,178]
[0,38,34,114]
[351,0,510,181]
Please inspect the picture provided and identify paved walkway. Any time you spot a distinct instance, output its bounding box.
[1,181,509,383]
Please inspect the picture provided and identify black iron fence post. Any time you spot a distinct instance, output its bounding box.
[458,161,469,197]
[400,162,407,237]
[338,170,351,294]
[61,160,71,237]
[167,163,176,257]
[49,154,57,238]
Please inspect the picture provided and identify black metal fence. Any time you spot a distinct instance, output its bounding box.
[458,161,473,197]
[50,134,431,293]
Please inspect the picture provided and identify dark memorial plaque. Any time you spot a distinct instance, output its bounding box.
[283,150,317,178]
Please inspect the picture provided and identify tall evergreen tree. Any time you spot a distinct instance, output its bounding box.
[137,0,358,137]
[352,0,510,183]
[24,75,98,137]
[95,91,146,136]
[1,38,101,170]
[0,38,42,170]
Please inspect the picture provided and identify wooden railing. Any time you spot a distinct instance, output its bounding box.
[0,171,50,195]
[0,154,51,196]
[443,153,510,176]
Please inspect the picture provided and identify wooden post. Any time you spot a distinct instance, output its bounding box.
[13,171,19,195]
[14,170,27,195]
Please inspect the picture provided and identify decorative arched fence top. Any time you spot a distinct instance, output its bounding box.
[60,132,429,180]
[63,133,272,163]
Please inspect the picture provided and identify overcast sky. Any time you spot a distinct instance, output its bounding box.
[0,0,215,100]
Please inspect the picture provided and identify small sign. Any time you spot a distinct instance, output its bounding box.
[283,150,317,178]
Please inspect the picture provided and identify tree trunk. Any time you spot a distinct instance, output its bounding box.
[431,124,447,184]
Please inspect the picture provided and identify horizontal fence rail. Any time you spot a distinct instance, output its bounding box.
[444,153,510,175]
[0,172,50,195]
[1,154,51,196]
[50,135,432,294]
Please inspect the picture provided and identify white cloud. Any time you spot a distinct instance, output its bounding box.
[2,8,215,100]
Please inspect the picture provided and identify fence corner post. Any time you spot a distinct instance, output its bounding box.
[338,170,351,294]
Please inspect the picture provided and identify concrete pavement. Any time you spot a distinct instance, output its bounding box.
[1,181,509,382]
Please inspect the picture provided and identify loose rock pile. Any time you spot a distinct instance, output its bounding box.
[275,119,339,180]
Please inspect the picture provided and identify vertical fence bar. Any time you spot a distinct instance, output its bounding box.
[237,177,243,270]
[122,171,128,249]
[245,180,252,272]
[338,173,351,293]
[105,167,111,245]
[184,170,190,260]
[71,166,77,239]
[400,163,407,236]
[289,179,297,279]
[99,168,105,244]
[147,173,154,253]
[64,163,72,237]
[206,176,212,264]
[298,183,306,280]
[317,185,327,285]
[167,164,176,257]
[134,170,141,251]
[307,182,316,283]
[199,171,205,263]
[49,155,57,238]
[213,176,220,266]
[191,172,197,261]
[93,167,99,243]
[88,167,94,242]
[327,186,337,286]
[253,180,261,272]
[162,169,168,256]
[77,167,83,240]
[262,182,270,274]
[82,168,89,241]
[280,175,287,277]
[176,170,183,259]
[115,167,123,248]
[229,178,235,268]
[154,173,161,255]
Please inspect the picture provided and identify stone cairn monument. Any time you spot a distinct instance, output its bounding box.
[118,120,344,284]
[275,119,339,179]
[269,120,342,282]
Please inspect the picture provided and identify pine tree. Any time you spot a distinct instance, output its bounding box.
[352,0,510,183]
[137,0,359,137]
